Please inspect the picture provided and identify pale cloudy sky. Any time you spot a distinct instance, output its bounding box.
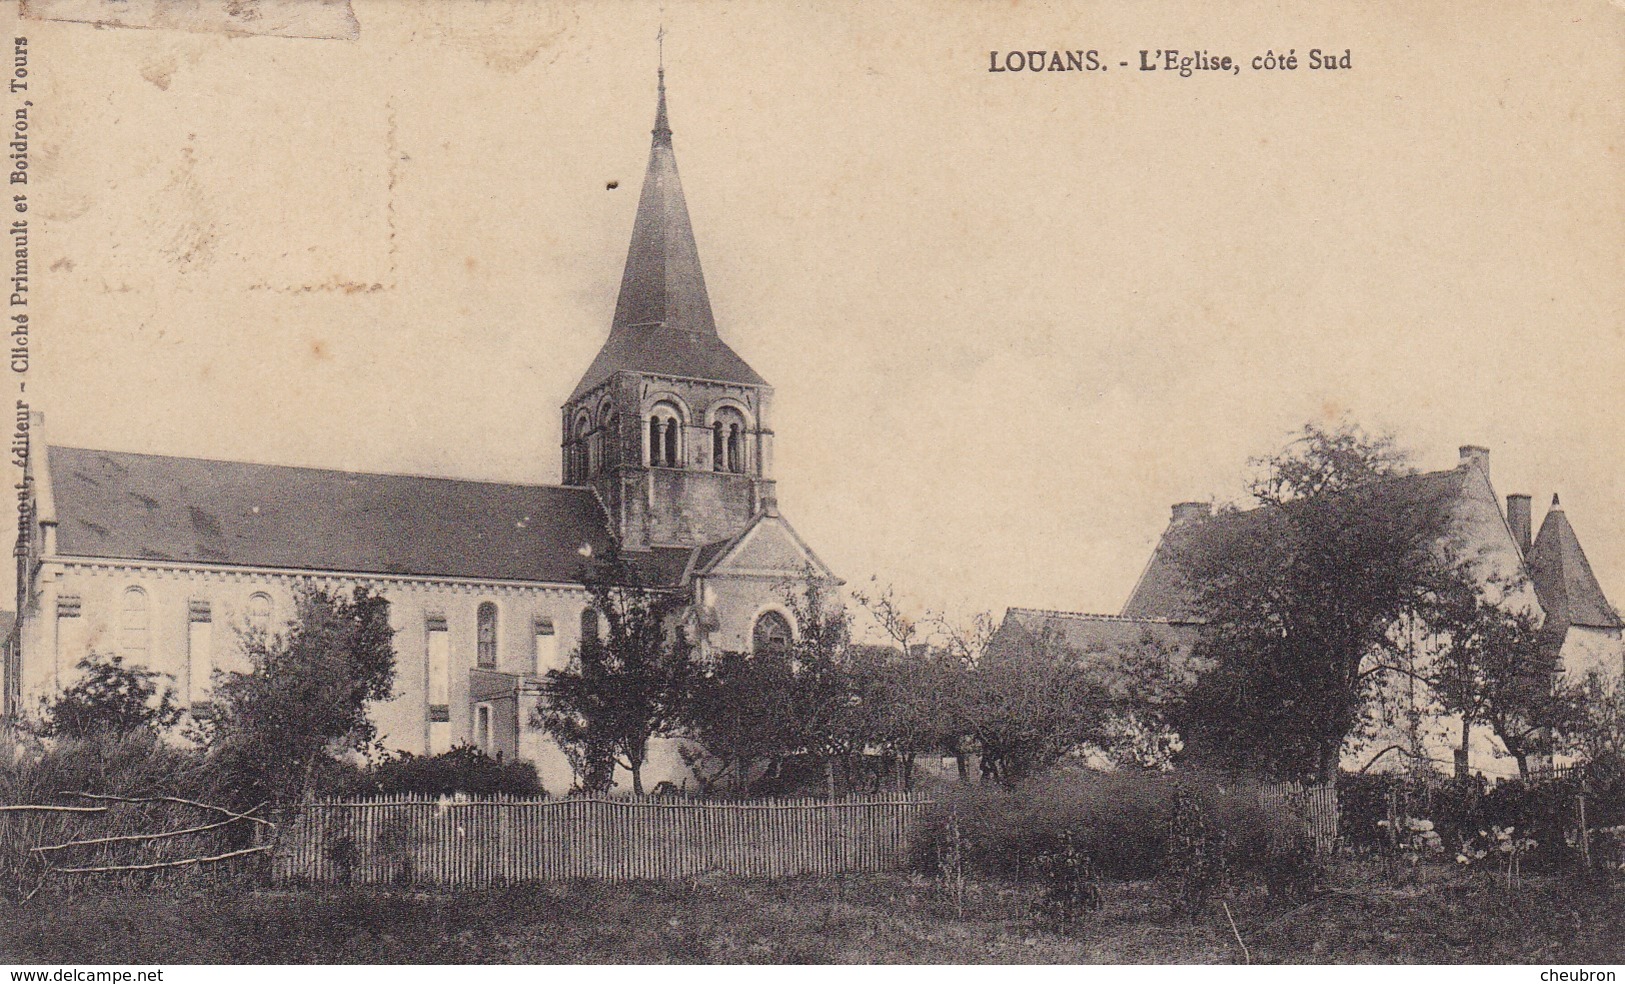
[9,0,1623,629]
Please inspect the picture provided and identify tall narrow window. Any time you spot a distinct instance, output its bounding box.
[476,602,498,669]
[120,587,149,662]
[426,614,451,754]
[714,407,749,474]
[647,402,685,468]
[713,422,725,472]
[247,593,272,637]
[476,703,493,755]
[601,411,618,469]
[575,414,593,480]
[54,595,84,680]
[580,607,601,658]
[533,617,559,674]
[188,600,213,706]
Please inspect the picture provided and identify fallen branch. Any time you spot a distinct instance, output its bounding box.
[63,792,275,827]
[0,804,108,814]
[31,803,270,854]
[46,844,272,874]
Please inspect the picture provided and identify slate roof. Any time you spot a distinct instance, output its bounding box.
[569,324,766,402]
[995,608,1200,658]
[1529,496,1623,630]
[1120,467,1466,621]
[569,74,766,401]
[46,445,628,585]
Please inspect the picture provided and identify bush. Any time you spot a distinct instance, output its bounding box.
[365,745,544,798]
[0,731,245,900]
[911,767,1311,897]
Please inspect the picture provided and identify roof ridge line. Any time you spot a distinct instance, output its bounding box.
[1008,607,1183,624]
[50,444,573,493]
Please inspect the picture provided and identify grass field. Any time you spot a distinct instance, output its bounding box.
[1,862,1620,964]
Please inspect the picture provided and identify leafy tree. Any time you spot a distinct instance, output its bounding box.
[1172,422,1457,781]
[1078,628,1210,770]
[1425,574,1581,777]
[206,585,396,805]
[533,551,695,795]
[1563,670,1625,763]
[971,627,1109,785]
[680,645,802,792]
[848,583,983,787]
[36,652,182,739]
[679,575,856,795]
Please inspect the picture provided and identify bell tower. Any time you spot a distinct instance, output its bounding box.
[562,70,777,549]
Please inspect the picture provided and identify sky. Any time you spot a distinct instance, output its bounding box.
[7,0,1623,632]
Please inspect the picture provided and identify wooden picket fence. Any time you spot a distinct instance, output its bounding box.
[270,781,1341,887]
[271,792,935,886]
[1267,780,1339,855]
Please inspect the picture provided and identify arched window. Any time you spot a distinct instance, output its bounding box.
[601,410,617,470]
[580,607,601,657]
[713,406,748,474]
[647,403,683,468]
[247,592,272,636]
[120,586,149,661]
[752,610,794,655]
[574,413,593,480]
[477,602,498,668]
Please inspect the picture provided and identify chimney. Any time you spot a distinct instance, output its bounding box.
[1507,493,1532,557]
[1459,445,1490,480]
[1170,501,1212,525]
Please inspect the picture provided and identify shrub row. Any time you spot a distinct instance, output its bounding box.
[909,767,1314,896]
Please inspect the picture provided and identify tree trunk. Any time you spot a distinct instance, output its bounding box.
[954,752,969,783]
[1456,715,1472,781]
[629,760,644,796]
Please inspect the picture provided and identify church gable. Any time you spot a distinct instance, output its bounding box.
[699,513,833,581]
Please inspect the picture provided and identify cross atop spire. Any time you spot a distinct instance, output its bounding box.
[653,66,671,146]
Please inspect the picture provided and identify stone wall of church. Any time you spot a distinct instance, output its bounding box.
[18,559,600,768]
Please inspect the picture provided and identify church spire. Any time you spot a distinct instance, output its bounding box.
[610,67,715,335]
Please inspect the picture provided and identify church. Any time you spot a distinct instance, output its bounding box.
[1,71,835,793]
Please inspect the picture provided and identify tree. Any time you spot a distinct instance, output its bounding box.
[207,585,396,805]
[680,646,793,792]
[678,575,857,796]
[36,652,182,739]
[970,626,1109,785]
[1563,670,1625,763]
[1425,573,1581,777]
[533,551,695,795]
[1173,422,1457,781]
[1077,628,1210,770]
[849,582,983,786]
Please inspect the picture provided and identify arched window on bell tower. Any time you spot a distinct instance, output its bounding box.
[712,406,749,474]
[647,402,683,468]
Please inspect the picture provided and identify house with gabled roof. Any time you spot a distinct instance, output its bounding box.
[3,70,837,793]
[995,445,1622,777]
